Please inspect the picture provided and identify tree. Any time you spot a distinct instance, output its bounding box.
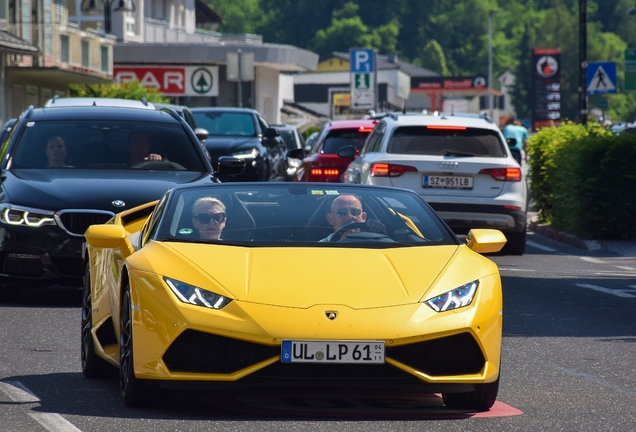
[413,39,449,75]
[68,81,169,102]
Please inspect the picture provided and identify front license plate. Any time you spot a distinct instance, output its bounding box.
[281,340,385,364]
[423,174,473,189]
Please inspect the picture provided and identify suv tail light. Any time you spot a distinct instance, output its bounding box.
[371,163,417,177]
[478,167,522,182]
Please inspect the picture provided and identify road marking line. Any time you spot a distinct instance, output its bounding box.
[29,413,83,432]
[580,257,606,264]
[499,268,536,272]
[574,283,636,298]
[0,381,40,403]
[615,266,636,271]
[526,240,557,252]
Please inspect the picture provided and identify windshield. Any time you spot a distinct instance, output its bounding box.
[192,111,256,137]
[388,126,506,157]
[11,120,205,170]
[277,129,301,150]
[322,129,371,154]
[159,184,457,248]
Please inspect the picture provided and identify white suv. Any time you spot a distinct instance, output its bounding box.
[343,112,527,254]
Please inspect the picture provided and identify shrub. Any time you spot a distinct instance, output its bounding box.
[68,80,169,103]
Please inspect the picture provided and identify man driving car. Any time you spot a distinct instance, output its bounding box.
[321,194,384,241]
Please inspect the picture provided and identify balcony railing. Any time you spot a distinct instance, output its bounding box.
[143,18,262,45]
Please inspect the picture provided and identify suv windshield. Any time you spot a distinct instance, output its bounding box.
[388,126,506,157]
[11,120,205,170]
[322,129,371,154]
[192,112,256,137]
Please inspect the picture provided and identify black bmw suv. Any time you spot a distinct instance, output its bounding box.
[0,98,243,289]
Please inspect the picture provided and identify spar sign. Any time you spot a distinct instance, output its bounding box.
[114,66,219,96]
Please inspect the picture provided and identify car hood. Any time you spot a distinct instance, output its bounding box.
[204,136,260,153]
[147,243,496,309]
[1,169,212,211]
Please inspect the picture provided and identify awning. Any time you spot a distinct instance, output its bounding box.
[0,30,40,55]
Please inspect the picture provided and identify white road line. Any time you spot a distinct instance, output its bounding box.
[593,272,636,277]
[526,240,557,252]
[0,381,83,432]
[574,283,636,298]
[29,413,83,432]
[0,381,40,403]
[615,266,636,271]
[499,268,536,272]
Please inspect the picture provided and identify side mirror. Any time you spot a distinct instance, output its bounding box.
[194,127,209,143]
[506,137,517,147]
[85,224,134,257]
[336,145,356,159]
[217,156,246,176]
[287,148,305,159]
[465,229,507,254]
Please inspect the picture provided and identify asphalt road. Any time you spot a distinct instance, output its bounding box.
[1,231,635,431]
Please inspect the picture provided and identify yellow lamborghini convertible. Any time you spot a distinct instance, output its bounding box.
[82,183,506,410]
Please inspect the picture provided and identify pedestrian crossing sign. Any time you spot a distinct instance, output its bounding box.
[587,62,616,94]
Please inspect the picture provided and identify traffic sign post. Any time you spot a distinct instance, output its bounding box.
[625,49,636,92]
[586,62,617,95]
[350,49,376,110]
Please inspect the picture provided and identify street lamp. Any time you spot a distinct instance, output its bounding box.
[81,0,135,35]
[488,10,498,120]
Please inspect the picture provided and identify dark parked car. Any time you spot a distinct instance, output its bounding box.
[191,107,288,182]
[0,98,243,290]
[270,124,306,181]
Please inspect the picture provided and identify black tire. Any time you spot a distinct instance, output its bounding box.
[502,229,526,255]
[81,266,114,378]
[442,377,499,411]
[120,282,154,407]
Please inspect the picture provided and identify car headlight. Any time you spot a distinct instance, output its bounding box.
[164,277,232,309]
[0,204,56,227]
[425,280,479,312]
[231,148,259,159]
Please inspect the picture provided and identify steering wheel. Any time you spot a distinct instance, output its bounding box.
[328,221,386,242]
[130,160,186,170]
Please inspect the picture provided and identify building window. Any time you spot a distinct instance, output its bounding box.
[0,0,7,20]
[100,45,109,73]
[54,0,64,25]
[125,11,137,35]
[60,34,69,62]
[81,39,89,68]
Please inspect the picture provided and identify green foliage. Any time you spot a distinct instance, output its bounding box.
[68,81,169,103]
[207,0,265,34]
[527,122,636,239]
[303,126,320,139]
[413,40,449,75]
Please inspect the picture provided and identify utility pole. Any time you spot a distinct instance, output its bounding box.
[579,0,588,124]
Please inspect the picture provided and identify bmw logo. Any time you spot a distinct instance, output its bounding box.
[112,200,126,208]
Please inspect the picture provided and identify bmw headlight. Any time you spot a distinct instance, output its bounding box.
[425,281,479,312]
[231,148,259,160]
[164,277,232,309]
[0,204,56,227]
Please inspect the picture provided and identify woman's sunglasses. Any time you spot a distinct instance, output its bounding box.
[195,212,226,224]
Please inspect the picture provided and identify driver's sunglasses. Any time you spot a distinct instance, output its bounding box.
[195,212,226,224]
[336,208,362,218]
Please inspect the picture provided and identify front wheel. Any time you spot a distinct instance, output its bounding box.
[442,378,499,411]
[81,266,113,378]
[120,282,154,407]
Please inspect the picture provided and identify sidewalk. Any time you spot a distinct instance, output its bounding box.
[528,212,636,257]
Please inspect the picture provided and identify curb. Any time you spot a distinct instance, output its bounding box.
[529,221,601,251]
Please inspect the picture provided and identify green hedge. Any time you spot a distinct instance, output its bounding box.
[527,121,636,240]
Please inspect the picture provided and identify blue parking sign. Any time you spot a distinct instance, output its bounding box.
[350,49,374,73]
